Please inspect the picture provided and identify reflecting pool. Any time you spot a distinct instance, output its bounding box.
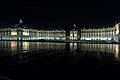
[0,41,120,80]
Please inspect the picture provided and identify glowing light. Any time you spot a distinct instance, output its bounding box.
[74,34,77,36]
[70,34,73,36]
[70,43,73,47]
[11,41,17,52]
[23,42,29,52]
[74,43,77,46]
[23,31,29,35]
[11,31,17,35]
[116,24,119,35]
[115,44,119,62]
[56,38,59,40]
[62,38,65,40]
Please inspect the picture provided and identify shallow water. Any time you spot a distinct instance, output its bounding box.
[0,41,119,80]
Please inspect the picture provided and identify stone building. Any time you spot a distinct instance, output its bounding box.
[0,19,120,42]
[0,19,66,41]
[80,23,120,42]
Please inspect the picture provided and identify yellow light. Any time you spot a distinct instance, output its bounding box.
[115,44,119,62]
[11,31,17,35]
[11,41,17,53]
[70,43,73,47]
[23,42,29,52]
[23,31,29,35]
[74,34,77,36]
[116,24,119,34]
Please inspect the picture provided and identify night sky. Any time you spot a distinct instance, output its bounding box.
[0,1,120,29]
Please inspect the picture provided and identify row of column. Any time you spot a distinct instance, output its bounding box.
[80,28,115,40]
[0,28,66,40]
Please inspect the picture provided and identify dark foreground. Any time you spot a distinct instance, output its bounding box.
[0,51,120,80]
[0,42,119,80]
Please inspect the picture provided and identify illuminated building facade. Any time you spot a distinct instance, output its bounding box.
[0,19,120,42]
[70,24,79,40]
[70,23,120,42]
[80,23,120,42]
[80,27,116,41]
[0,19,66,41]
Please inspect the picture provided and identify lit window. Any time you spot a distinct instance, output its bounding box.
[11,31,17,35]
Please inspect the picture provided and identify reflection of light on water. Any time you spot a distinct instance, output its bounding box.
[115,44,119,62]
[70,43,73,47]
[74,43,77,46]
[74,43,77,50]
[70,43,73,52]
[80,44,115,53]
[0,41,66,56]
[11,41,17,51]
[22,42,29,52]
[70,43,77,52]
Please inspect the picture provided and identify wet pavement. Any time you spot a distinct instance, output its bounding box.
[0,41,120,80]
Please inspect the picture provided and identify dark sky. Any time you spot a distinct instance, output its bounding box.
[0,1,120,29]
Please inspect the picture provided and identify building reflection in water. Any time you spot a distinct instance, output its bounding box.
[0,41,119,63]
[22,42,29,53]
[70,43,78,53]
[0,41,66,54]
[69,43,120,63]
[11,41,17,53]
[115,44,119,62]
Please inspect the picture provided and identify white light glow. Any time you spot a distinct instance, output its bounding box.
[56,38,59,40]
[11,32,17,35]
[23,31,29,35]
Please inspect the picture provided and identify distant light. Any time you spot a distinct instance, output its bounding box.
[56,38,59,40]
